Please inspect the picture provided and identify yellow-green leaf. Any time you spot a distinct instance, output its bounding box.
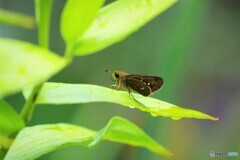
[23,83,218,121]
[5,116,172,160]
[61,0,106,46]
[72,0,178,55]
[0,39,67,96]
[0,99,25,149]
[0,9,35,29]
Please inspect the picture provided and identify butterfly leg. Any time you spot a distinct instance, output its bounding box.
[117,80,121,90]
[127,88,137,101]
[110,84,117,88]
[111,80,121,91]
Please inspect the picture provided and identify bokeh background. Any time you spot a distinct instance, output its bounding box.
[1,0,240,159]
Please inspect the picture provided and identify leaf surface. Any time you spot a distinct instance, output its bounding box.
[5,117,173,160]
[0,39,66,96]
[23,83,218,121]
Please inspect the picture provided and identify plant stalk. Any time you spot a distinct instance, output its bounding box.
[20,84,42,123]
[20,0,53,124]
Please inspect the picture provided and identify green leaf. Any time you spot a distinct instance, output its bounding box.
[4,116,172,160]
[0,99,25,135]
[0,39,67,96]
[0,99,25,149]
[61,0,106,46]
[35,0,54,48]
[23,83,218,121]
[71,0,178,55]
[0,9,35,29]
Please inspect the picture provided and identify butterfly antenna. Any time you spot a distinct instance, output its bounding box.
[105,66,112,73]
[105,69,111,72]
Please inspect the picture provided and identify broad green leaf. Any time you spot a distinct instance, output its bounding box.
[0,39,67,96]
[4,116,172,160]
[61,0,106,46]
[0,9,35,29]
[71,0,177,55]
[35,0,54,48]
[0,99,25,149]
[23,83,218,121]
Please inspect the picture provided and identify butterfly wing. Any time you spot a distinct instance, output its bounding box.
[125,75,163,92]
[123,77,151,96]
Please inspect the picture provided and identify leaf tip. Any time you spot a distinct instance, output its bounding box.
[166,152,174,159]
[206,114,219,121]
[212,116,219,121]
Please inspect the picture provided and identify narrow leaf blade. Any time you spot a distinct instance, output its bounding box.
[72,0,178,55]
[0,39,67,96]
[23,83,218,121]
[61,0,106,46]
[101,117,173,157]
[0,99,25,149]
[0,100,25,135]
[5,116,172,160]
[0,9,35,29]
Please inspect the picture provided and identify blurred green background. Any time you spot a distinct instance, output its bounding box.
[1,0,240,159]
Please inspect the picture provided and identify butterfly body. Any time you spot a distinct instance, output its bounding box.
[111,70,163,97]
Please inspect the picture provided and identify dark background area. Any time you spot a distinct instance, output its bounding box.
[1,0,239,159]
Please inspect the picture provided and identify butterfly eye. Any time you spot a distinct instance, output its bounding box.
[115,73,120,78]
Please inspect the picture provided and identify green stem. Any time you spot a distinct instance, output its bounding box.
[35,0,53,48]
[20,84,42,123]
[64,44,74,64]
[20,0,53,124]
